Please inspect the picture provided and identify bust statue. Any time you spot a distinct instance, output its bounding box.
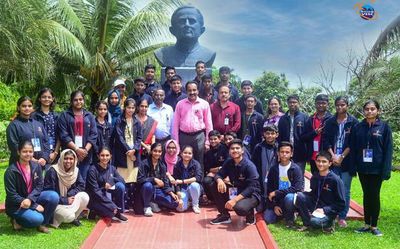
[154,6,216,67]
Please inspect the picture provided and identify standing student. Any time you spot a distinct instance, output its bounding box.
[193,60,207,87]
[263,142,304,226]
[210,139,260,225]
[171,146,203,214]
[234,80,264,115]
[172,81,213,169]
[93,101,112,162]
[57,91,97,181]
[31,88,60,164]
[136,98,157,158]
[128,77,153,105]
[322,96,358,227]
[138,143,182,216]
[106,89,122,127]
[238,95,263,154]
[164,75,187,110]
[44,149,89,228]
[112,79,127,109]
[162,66,176,94]
[144,64,161,96]
[295,151,345,233]
[198,74,217,104]
[111,98,142,188]
[351,100,392,236]
[86,147,128,222]
[251,125,279,204]
[203,130,229,203]
[264,96,285,127]
[7,96,50,166]
[214,66,239,102]
[278,94,309,173]
[301,94,332,175]
[5,141,59,233]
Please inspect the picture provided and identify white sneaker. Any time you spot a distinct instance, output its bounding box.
[192,204,201,214]
[150,202,161,213]
[144,207,153,217]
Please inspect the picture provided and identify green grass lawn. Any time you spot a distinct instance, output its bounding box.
[269,170,400,249]
[0,162,96,249]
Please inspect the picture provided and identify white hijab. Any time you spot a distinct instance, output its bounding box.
[51,149,79,197]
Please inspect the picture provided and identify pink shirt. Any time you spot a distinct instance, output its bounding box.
[172,97,213,145]
[17,162,32,193]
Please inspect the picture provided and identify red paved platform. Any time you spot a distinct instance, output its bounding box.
[81,207,266,249]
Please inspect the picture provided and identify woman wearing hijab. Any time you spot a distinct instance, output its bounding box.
[163,139,180,183]
[44,149,89,227]
[107,89,122,127]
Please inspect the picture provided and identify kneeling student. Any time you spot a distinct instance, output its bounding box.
[137,143,183,217]
[210,139,261,225]
[263,141,304,226]
[295,151,345,232]
[86,147,128,222]
[44,149,89,227]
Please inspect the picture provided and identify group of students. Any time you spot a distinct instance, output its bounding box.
[4,61,392,238]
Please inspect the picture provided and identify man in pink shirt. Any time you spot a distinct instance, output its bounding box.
[210,85,241,135]
[172,81,213,169]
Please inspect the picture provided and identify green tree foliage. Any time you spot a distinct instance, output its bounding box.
[253,71,289,108]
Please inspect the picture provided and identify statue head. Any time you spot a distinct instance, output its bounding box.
[170,6,205,41]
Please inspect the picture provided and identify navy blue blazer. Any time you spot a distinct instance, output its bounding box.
[278,111,309,162]
[238,111,264,153]
[137,158,173,193]
[173,159,203,192]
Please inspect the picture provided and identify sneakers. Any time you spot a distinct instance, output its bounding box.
[338,219,348,228]
[144,207,154,217]
[113,212,128,222]
[192,204,201,214]
[355,226,371,233]
[246,212,256,225]
[371,228,383,236]
[11,219,22,231]
[297,226,309,232]
[37,225,50,234]
[210,214,231,225]
[285,221,296,229]
[72,219,82,226]
[150,202,161,213]
[323,227,335,233]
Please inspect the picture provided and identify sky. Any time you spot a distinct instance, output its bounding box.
[178,0,400,89]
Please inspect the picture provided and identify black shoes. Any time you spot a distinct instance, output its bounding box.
[72,219,82,226]
[114,211,128,222]
[210,214,232,225]
[246,212,256,225]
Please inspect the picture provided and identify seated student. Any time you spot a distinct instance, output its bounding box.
[210,139,260,225]
[86,147,128,222]
[224,131,251,159]
[164,75,187,110]
[251,125,279,204]
[163,139,180,181]
[203,130,229,203]
[170,146,203,214]
[295,151,345,232]
[5,141,59,233]
[263,141,304,226]
[138,143,183,216]
[44,149,89,227]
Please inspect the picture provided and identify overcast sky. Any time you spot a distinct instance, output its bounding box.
[181,0,400,89]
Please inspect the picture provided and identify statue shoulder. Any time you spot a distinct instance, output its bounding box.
[154,46,176,66]
[197,46,216,67]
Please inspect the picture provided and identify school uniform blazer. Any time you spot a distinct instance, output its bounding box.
[6,116,50,164]
[57,108,97,164]
[110,116,142,168]
[43,167,86,205]
[321,114,358,173]
[94,118,112,156]
[278,111,309,162]
[265,162,304,209]
[4,161,49,216]
[165,91,187,111]
[128,92,153,106]
[31,110,60,129]
[307,172,345,217]
[86,164,125,211]
[204,144,229,174]
[172,159,203,192]
[215,157,261,201]
[137,158,173,193]
[238,111,264,153]
[350,119,393,180]
[251,141,278,192]
[300,112,332,161]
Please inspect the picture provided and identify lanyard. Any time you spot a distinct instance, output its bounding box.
[29,120,36,139]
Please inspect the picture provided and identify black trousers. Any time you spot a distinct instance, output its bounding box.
[179,131,205,171]
[359,173,383,227]
[203,176,215,201]
[210,181,258,217]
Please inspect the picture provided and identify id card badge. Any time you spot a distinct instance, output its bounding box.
[363,149,373,163]
[229,187,238,200]
[75,135,83,148]
[48,137,55,150]
[313,140,319,152]
[224,117,229,125]
[243,135,251,145]
[31,138,41,152]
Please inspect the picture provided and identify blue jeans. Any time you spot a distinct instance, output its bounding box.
[141,182,178,209]
[107,182,125,212]
[263,193,295,224]
[331,167,352,219]
[177,182,201,211]
[12,190,59,228]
